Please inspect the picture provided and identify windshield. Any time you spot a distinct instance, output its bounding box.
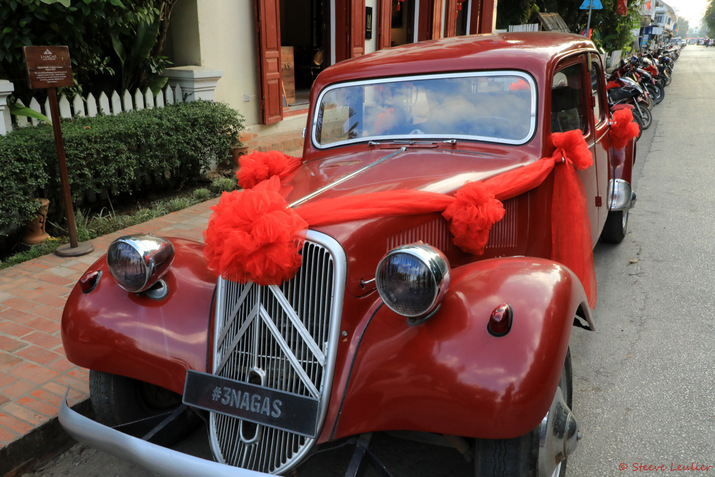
[312,72,536,149]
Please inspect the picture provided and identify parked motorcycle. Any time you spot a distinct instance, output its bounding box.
[607,76,652,131]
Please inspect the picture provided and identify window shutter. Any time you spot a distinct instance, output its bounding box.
[350,0,366,58]
[377,0,392,50]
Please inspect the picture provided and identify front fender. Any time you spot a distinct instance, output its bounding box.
[61,238,216,395]
[333,257,588,440]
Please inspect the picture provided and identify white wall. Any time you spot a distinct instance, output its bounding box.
[365,0,378,54]
[199,1,261,125]
[171,0,262,125]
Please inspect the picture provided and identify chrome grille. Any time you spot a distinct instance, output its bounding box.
[208,231,346,474]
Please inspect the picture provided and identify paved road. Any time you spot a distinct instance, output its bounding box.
[22,45,715,477]
[568,44,715,476]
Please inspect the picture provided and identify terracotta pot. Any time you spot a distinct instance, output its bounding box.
[22,198,51,245]
[231,146,249,169]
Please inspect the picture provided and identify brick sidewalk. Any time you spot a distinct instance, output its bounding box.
[0,198,218,476]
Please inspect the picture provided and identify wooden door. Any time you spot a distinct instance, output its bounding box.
[444,0,458,37]
[350,0,366,57]
[335,0,366,62]
[418,0,443,41]
[376,0,392,49]
[255,0,283,124]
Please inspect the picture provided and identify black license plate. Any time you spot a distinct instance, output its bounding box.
[183,370,320,438]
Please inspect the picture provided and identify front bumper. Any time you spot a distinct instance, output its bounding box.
[59,393,271,477]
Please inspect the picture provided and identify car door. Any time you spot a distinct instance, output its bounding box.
[550,54,605,246]
[588,53,610,238]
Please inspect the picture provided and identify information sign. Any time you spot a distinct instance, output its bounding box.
[24,46,74,89]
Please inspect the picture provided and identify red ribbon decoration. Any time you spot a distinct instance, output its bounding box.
[237,150,302,190]
[205,129,602,307]
[203,177,308,286]
[608,108,640,150]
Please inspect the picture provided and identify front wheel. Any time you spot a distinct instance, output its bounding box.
[473,350,574,477]
[600,209,629,244]
[89,370,200,445]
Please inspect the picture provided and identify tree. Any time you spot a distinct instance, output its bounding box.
[705,0,715,36]
[496,0,640,52]
[589,0,641,53]
[676,18,690,38]
[0,0,175,102]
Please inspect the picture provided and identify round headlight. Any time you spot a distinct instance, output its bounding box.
[107,234,174,293]
[375,244,450,320]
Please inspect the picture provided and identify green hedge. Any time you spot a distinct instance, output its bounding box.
[0,100,244,234]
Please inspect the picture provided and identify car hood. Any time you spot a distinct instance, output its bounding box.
[281,144,537,206]
[277,144,540,298]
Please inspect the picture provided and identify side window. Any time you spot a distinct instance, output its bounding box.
[551,64,586,134]
[590,60,606,125]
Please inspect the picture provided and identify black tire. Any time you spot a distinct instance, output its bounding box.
[645,83,663,105]
[633,115,643,141]
[654,84,665,104]
[635,103,652,130]
[600,209,628,244]
[89,370,199,445]
[474,351,572,477]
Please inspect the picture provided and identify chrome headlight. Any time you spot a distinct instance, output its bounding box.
[107,234,174,293]
[376,244,450,322]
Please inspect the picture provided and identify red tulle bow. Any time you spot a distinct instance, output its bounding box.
[203,176,307,286]
[442,182,505,256]
[609,109,640,149]
[237,150,301,190]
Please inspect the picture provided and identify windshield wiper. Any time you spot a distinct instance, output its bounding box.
[368,139,457,147]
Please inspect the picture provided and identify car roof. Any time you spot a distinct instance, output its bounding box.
[314,32,597,87]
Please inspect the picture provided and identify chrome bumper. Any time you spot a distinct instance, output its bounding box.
[59,393,272,477]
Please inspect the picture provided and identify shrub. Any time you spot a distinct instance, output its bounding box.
[211,176,237,193]
[192,188,211,201]
[0,133,50,232]
[0,100,243,234]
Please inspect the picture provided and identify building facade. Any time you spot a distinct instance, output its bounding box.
[639,0,676,48]
[165,0,497,143]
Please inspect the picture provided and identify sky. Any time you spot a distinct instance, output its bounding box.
[664,0,708,27]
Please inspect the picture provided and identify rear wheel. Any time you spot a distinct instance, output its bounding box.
[473,351,573,477]
[631,113,643,140]
[635,103,652,130]
[89,370,199,445]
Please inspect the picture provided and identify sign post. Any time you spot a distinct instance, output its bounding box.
[580,0,603,39]
[23,46,93,257]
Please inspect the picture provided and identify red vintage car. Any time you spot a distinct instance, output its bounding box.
[60,32,638,477]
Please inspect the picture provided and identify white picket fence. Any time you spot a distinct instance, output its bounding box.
[1,67,223,135]
[12,83,186,128]
[508,23,540,32]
